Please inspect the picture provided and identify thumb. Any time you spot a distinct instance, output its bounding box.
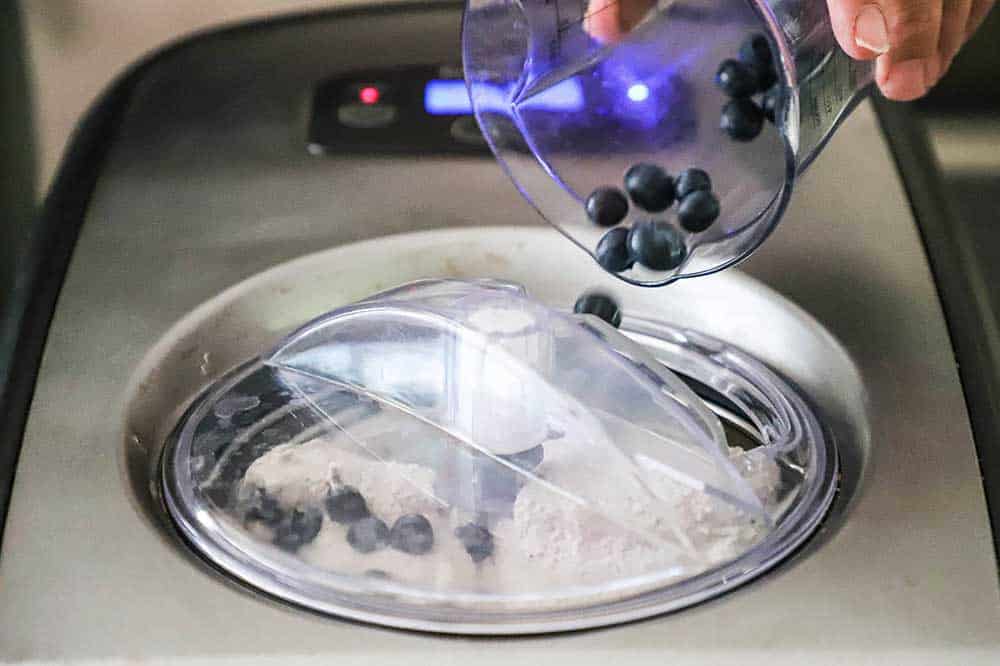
[827,0,891,60]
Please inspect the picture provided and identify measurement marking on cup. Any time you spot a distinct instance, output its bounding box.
[797,49,868,162]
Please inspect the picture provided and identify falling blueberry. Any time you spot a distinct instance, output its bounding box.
[762,85,781,124]
[674,168,712,200]
[390,514,434,555]
[678,190,721,233]
[585,187,629,227]
[272,505,323,552]
[715,59,760,98]
[574,292,622,329]
[628,221,688,271]
[595,227,635,273]
[325,486,370,524]
[347,516,390,553]
[721,98,764,142]
[624,163,675,212]
[455,523,495,563]
[243,487,284,527]
[739,33,777,90]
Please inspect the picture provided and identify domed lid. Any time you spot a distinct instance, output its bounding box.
[162,279,833,633]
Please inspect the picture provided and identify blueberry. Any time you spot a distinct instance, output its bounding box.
[573,292,622,329]
[762,85,781,124]
[720,98,764,142]
[347,516,390,553]
[272,505,323,552]
[595,227,635,273]
[739,34,772,71]
[390,514,434,555]
[674,168,712,200]
[678,190,721,232]
[244,487,285,527]
[585,187,629,227]
[455,523,495,563]
[715,59,760,98]
[754,64,777,92]
[739,33,777,90]
[627,221,688,271]
[325,486,370,524]
[624,163,675,212]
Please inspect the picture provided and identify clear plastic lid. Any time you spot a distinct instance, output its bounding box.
[162,279,835,633]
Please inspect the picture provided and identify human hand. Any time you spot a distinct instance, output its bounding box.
[584,0,995,101]
[830,0,995,99]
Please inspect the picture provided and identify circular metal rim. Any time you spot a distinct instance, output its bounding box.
[160,318,839,635]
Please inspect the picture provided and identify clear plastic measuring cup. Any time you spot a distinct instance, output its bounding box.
[463,0,875,286]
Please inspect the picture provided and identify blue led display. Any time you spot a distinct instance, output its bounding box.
[424,80,474,115]
[424,79,585,115]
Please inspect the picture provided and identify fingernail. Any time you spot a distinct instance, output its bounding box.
[855,5,890,54]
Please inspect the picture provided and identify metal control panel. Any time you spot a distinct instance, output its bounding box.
[308,64,492,154]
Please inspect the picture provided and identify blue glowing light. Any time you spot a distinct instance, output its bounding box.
[627,83,650,102]
[424,80,474,115]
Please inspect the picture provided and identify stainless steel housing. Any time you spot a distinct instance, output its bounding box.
[1,3,997,663]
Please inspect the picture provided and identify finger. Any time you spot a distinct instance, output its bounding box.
[938,0,973,68]
[876,52,892,88]
[866,0,945,100]
[878,54,934,99]
[964,0,996,39]
[585,0,625,44]
[584,0,656,44]
[828,0,944,64]
[828,1,890,59]
[881,0,945,63]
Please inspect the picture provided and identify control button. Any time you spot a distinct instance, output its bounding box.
[358,85,381,105]
[343,81,391,104]
[450,116,487,146]
[338,103,398,128]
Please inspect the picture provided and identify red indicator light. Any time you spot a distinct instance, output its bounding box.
[359,86,380,105]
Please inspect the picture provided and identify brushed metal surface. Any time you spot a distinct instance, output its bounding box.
[1,3,997,663]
